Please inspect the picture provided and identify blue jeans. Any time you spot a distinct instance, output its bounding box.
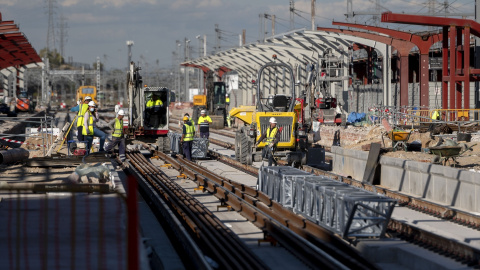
[86,128,106,152]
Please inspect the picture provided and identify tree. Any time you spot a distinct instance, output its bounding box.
[38,48,64,68]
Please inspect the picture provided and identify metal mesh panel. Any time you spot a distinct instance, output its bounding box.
[258,166,396,238]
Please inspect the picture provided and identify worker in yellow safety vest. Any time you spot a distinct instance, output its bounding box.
[255,117,280,166]
[145,93,163,127]
[106,109,126,162]
[82,101,97,154]
[197,109,213,139]
[70,96,92,142]
[181,116,195,161]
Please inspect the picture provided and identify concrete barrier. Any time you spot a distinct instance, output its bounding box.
[331,146,480,213]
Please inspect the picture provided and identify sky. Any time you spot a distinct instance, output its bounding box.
[1,0,475,71]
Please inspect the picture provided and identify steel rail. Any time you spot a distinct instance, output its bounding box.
[124,159,212,270]
[155,150,378,270]
[126,151,269,270]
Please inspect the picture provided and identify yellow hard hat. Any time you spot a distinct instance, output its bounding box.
[183,116,189,121]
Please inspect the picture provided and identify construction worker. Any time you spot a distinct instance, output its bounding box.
[83,101,106,153]
[255,117,280,166]
[180,116,195,161]
[146,93,163,127]
[197,109,212,139]
[106,109,126,162]
[70,96,92,142]
[184,113,195,125]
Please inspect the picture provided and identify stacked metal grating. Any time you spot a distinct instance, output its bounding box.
[258,166,396,238]
[168,132,208,159]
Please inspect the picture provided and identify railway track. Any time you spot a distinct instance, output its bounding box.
[206,146,480,267]
[128,144,379,269]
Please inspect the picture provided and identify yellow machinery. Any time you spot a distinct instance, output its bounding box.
[229,58,308,165]
[192,81,227,129]
[76,86,98,105]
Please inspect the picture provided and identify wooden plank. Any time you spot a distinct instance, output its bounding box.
[362,143,381,185]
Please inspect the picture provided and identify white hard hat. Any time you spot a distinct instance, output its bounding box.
[84,96,92,100]
[269,117,277,124]
[201,110,206,114]
[88,101,96,107]
[117,109,125,116]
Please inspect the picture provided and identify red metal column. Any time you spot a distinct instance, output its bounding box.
[450,26,456,118]
[456,29,463,112]
[464,27,471,111]
[442,27,449,112]
[400,54,409,107]
[367,47,373,84]
[419,53,430,107]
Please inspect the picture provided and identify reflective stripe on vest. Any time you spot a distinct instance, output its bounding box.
[82,111,94,135]
[198,116,211,127]
[76,104,89,127]
[113,118,123,137]
[265,127,278,144]
[183,123,195,141]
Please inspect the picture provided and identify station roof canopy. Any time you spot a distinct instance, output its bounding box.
[182,29,352,76]
[0,12,42,70]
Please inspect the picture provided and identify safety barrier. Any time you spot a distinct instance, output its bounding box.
[258,166,396,238]
[405,108,480,124]
[168,132,208,159]
[0,115,58,157]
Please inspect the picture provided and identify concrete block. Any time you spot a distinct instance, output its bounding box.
[431,175,447,203]
[445,179,460,207]
[457,182,476,211]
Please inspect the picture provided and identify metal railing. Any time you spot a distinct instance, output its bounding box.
[0,115,57,157]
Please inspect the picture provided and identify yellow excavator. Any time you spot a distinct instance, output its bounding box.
[192,73,227,129]
[229,56,309,165]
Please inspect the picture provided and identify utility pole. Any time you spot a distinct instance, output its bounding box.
[290,1,295,30]
[176,40,182,100]
[272,15,276,36]
[215,24,221,53]
[58,14,68,60]
[259,14,264,42]
[203,35,207,57]
[242,29,246,45]
[346,0,353,22]
[196,35,204,93]
[126,40,134,104]
[185,38,190,102]
[311,0,315,31]
[428,0,436,31]
[46,0,57,53]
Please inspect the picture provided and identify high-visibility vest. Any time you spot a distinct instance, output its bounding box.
[198,115,212,128]
[154,99,163,109]
[183,123,195,141]
[265,127,278,145]
[226,97,230,103]
[113,118,123,138]
[146,99,154,109]
[82,111,94,135]
[76,104,89,127]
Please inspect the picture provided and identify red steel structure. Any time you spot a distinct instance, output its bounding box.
[0,13,42,71]
[318,27,418,107]
[332,21,442,109]
[382,12,480,115]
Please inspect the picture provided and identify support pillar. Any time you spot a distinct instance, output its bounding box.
[419,53,429,107]
[399,54,409,107]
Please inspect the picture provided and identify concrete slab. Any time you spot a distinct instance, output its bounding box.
[392,206,480,250]
[357,239,470,270]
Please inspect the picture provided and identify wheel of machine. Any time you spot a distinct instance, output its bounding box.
[240,133,249,164]
[235,132,241,161]
[163,136,171,153]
